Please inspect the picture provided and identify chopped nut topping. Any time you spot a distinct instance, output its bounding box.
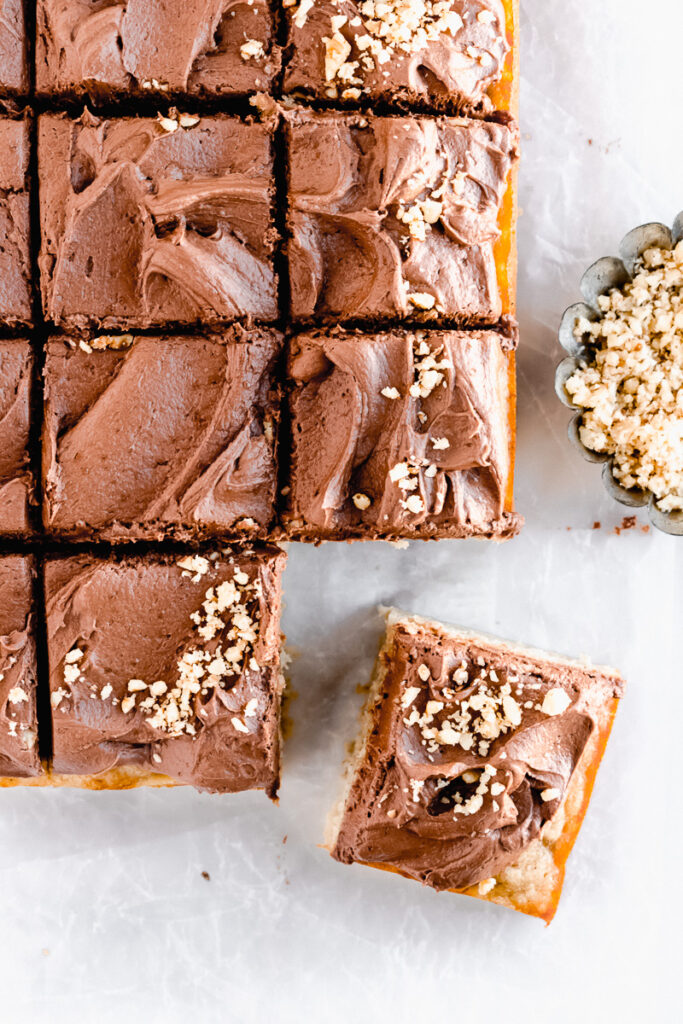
[231,716,250,734]
[7,687,28,705]
[478,876,496,895]
[157,114,178,134]
[90,334,134,351]
[141,78,170,91]
[402,494,425,514]
[292,0,314,28]
[566,243,683,511]
[63,662,81,684]
[51,688,68,708]
[323,32,352,80]
[303,0,480,95]
[540,688,571,717]
[410,337,452,398]
[84,557,265,739]
[408,291,436,310]
[381,386,401,400]
[177,555,211,583]
[409,778,424,802]
[240,39,265,61]
[157,109,200,133]
[177,113,200,129]
[401,685,421,708]
[541,787,561,802]
[352,492,371,510]
[431,436,450,450]
[417,664,431,682]
[403,661,535,760]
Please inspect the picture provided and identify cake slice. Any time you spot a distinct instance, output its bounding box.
[283,0,517,117]
[327,609,624,922]
[35,0,280,101]
[0,556,41,777]
[285,326,519,541]
[0,340,33,536]
[38,111,278,330]
[43,546,286,794]
[0,116,32,328]
[285,109,518,325]
[42,329,282,541]
[0,0,28,95]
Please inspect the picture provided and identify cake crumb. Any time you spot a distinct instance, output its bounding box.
[614,515,638,535]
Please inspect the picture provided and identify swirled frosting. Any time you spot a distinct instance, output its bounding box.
[0,0,27,92]
[36,0,279,97]
[39,111,278,329]
[0,556,41,777]
[0,340,33,534]
[286,109,518,322]
[43,328,281,540]
[286,327,519,539]
[284,0,508,112]
[0,117,32,326]
[331,613,624,892]
[46,548,285,794]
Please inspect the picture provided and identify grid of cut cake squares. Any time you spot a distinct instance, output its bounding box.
[0,0,519,795]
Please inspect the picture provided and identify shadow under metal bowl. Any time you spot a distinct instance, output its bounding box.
[555,212,683,537]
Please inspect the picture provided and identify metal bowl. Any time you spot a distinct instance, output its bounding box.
[555,213,683,536]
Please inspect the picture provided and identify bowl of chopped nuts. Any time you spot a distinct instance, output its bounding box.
[555,212,683,535]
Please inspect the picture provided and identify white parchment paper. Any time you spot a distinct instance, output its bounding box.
[2,1,681,1019]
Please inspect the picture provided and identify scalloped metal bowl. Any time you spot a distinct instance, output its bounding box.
[555,213,683,536]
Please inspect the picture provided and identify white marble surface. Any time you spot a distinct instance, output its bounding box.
[4,1,682,1019]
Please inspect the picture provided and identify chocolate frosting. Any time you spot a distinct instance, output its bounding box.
[39,112,278,329]
[286,110,518,322]
[43,329,281,539]
[0,0,27,92]
[284,0,508,111]
[287,328,518,539]
[45,548,285,794]
[332,620,623,890]
[0,557,41,777]
[36,0,279,98]
[0,341,33,534]
[0,117,32,326]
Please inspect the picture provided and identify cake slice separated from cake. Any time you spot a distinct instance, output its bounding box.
[327,608,624,922]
